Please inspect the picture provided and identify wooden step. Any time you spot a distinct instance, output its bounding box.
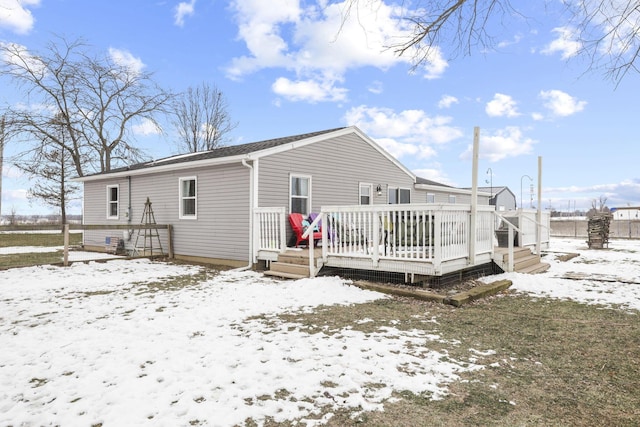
[269,261,311,277]
[494,247,532,263]
[518,262,550,274]
[514,254,541,271]
[264,270,309,280]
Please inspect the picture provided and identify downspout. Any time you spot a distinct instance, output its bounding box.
[235,158,254,271]
[126,175,133,241]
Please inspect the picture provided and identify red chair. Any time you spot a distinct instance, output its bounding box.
[289,213,322,247]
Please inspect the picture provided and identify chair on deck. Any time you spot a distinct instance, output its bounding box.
[289,213,322,247]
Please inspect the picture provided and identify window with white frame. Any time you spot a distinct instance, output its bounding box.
[388,187,411,204]
[426,193,435,203]
[448,195,456,203]
[107,185,119,219]
[359,183,372,205]
[388,187,397,204]
[179,177,197,219]
[290,175,310,214]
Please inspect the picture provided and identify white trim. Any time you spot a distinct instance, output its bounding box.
[289,173,312,215]
[359,182,373,205]
[179,176,198,220]
[106,184,119,220]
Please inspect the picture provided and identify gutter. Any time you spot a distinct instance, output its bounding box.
[234,158,254,271]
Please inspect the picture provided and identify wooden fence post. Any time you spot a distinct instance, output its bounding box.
[167,224,174,259]
[63,224,69,267]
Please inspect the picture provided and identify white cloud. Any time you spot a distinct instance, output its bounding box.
[539,89,586,117]
[460,126,535,162]
[132,118,162,136]
[368,80,383,95]
[485,93,520,118]
[541,26,581,60]
[226,0,446,103]
[272,76,348,103]
[108,48,145,75]
[344,105,462,160]
[438,95,458,109]
[174,0,196,27]
[0,0,39,35]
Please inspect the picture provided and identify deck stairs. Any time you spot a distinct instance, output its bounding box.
[264,248,323,279]
[493,246,550,274]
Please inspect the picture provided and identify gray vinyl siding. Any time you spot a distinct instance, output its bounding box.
[82,162,250,262]
[258,133,413,211]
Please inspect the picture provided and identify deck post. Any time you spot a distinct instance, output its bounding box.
[536,156,542,261]
[469,126,479,265]
[309,230,315,278]
[508,225,515,272]
[372,212,380,266]
[433,210,442,274]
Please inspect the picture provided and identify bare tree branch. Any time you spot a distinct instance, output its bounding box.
[339,0,640,84]
[172,82,238,153]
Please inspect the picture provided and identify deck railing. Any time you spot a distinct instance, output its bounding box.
[318,204,495,266]
[254,207,287,255]
[255,204,549,277]
[500,209,551,249]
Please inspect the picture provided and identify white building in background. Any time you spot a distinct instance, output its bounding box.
[611,206,640,220]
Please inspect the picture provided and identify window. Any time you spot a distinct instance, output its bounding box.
[290,175,310,214]
[448,195,456,203]
[426,193,435,203]
[399,188,410,204]
[388,187,397,204]
[359,183,372,205]
[107,185,119,219]
[388,187,411,204]
[179,177,197,219]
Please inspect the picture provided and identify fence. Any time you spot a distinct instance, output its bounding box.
[550,219,640,239]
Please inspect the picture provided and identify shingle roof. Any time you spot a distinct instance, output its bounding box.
[92,127,346,177]
[415,176,453,188]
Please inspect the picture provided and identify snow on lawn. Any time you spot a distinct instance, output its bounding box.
[481,237,640,311]
[0,260,484,426]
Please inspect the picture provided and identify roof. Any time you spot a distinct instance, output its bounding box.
[415,177,453,188]
[75,126,416,182]
[466,186,514,197]
[86,127,346,178]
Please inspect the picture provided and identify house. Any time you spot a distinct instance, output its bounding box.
[470,186,517,211]
[610,206,640,221]
[75,126,493,268]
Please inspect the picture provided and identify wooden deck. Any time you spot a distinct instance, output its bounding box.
[257,205,551,280]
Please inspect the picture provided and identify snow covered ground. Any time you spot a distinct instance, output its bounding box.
[482,237,640,311]
[1,237,639,426]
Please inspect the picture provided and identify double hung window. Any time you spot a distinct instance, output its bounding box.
[107,185,119,219]
[179,177,197,219]
[290,175,310,214]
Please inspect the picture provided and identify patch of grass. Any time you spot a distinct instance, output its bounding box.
[132,264,222,294]
[0,251,70,269]
[0,232,82,248]
[246,292,640,427]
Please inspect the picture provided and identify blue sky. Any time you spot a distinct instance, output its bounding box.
[1,0,639,216]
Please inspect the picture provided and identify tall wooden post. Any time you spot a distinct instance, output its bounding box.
[469,126,479,265]
[63,224,69,267]
[537,156,542,261]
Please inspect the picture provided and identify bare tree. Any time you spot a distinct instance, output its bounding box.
[0,116,5,218]
[173,82,237,153]
[14,113,80,228]
[0,36,173,177]
[340,0,640,84]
